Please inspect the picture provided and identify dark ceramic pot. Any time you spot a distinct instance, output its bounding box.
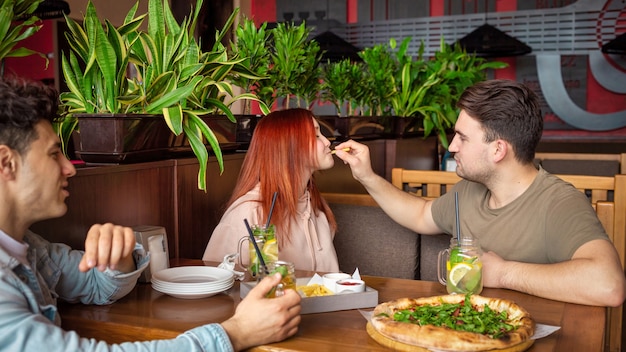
[73,114,172,163]
[73,114,240,163]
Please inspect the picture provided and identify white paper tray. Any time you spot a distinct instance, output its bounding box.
[240,277,378,314]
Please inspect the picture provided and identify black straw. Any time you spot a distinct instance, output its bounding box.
[265,191,278,228]
[455,192,461,241]
[244,218,268,274]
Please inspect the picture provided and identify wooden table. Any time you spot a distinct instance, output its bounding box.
[58,260,606,351]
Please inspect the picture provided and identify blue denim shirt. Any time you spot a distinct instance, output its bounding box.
[0,230,234,352]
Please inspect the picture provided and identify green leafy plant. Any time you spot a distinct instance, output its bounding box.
[388,37,508,148]
[320,58,366,117]
[0,0,47,77]
[358,41,397,116]
[320,59,353,116]
[269,21,323,109]
[228,17,271,115]
[59,0,265,191]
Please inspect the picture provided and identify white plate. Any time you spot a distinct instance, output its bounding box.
[151,277,233,289]
[151,266,234,299]
[152,288,224,299]
[152,266,233,284]
[152,278,234,299]
[151,279,234,293]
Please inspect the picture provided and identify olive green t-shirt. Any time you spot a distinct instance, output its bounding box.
[431,168,609,263]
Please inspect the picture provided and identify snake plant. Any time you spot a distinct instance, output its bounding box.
[58,0,265,191]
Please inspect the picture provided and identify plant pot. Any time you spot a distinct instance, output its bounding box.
[74,114,174,164]
[234,114,263,149]
[391,116,424,138]
[320,115,389,142]
[168,114,240,154]
[74,114,242,164]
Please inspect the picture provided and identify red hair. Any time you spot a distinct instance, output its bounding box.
[227,108,337,247]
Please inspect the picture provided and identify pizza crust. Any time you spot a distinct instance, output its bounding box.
[370,295,535,352]
[366,323,535,352]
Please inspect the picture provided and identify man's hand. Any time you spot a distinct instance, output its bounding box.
[333,140,376,183]
[480,250,507,288]
[78,223,136,273]
[221,273,301,351]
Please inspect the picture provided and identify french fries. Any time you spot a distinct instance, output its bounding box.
[330,147,350,154]
[297,283,334,297]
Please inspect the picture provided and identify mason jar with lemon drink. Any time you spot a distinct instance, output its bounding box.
[238,224,278,278]
[437,237,483,295]
[259,261,296,297]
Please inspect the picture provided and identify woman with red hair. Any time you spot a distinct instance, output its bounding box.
[203,108,339,272]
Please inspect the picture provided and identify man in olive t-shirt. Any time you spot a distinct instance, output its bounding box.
[431,168,607,263]
[334,79,625,307]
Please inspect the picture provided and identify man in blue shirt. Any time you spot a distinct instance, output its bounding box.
[0,77,301,351]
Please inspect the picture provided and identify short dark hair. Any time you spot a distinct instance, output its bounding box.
[0,77,59,155]
[457,79,543,164]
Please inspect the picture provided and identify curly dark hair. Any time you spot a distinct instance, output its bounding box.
[0,77,59,155]
[457,79,543,164]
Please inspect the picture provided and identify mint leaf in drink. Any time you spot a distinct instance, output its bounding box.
[271,265,288,278]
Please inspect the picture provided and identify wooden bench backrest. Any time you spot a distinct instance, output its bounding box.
[321,192,379,207]
[534,152,626,174]
[390,168,626,352]
[321,192,419,280]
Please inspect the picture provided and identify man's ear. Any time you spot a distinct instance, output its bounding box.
[492,139,509,163]
[0,146,18,180]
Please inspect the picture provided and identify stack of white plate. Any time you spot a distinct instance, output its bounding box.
[151,266,235,299]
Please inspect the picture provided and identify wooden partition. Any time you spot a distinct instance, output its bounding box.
[31,154,245,259]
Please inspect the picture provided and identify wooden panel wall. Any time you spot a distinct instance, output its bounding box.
[31,155,245,260]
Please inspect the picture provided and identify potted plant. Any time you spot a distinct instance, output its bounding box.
[228,17,271,115]
[268,21,323,109]
[226,17,272,146]
[388,37,507,148]
[319,58,383,139]
[58,0,264,191]
[358,41,397,117]
[0,0,47,77]
[317,41,397,140]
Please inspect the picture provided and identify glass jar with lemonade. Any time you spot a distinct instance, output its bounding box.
[437,237,483,295]
[238,224,278,278]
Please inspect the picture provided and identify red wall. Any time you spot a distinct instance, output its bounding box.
[3,19,55,82]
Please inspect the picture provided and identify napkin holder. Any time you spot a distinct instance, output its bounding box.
[133,225,170,283]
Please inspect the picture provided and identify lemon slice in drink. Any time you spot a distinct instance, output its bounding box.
[449,263,473,286]
[262,238,279,262]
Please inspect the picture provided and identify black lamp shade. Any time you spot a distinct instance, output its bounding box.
[602,32,626,55]
[456,23,532,57]
[311,31,362,62]
[17,0,70,20]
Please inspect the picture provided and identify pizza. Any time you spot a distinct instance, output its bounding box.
[369,294,535,352]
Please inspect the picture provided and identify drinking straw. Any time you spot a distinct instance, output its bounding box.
[265,191,278,228]
[244,218,268,274]
[455,192,461,241]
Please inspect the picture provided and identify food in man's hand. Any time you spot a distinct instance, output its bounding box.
[297,283,334,297]
[370,294,535,351]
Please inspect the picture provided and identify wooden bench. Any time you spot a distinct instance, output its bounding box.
[321,192,419,280]
[391,168,626,352]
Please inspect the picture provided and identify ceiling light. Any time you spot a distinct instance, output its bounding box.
[456,23,532,57]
